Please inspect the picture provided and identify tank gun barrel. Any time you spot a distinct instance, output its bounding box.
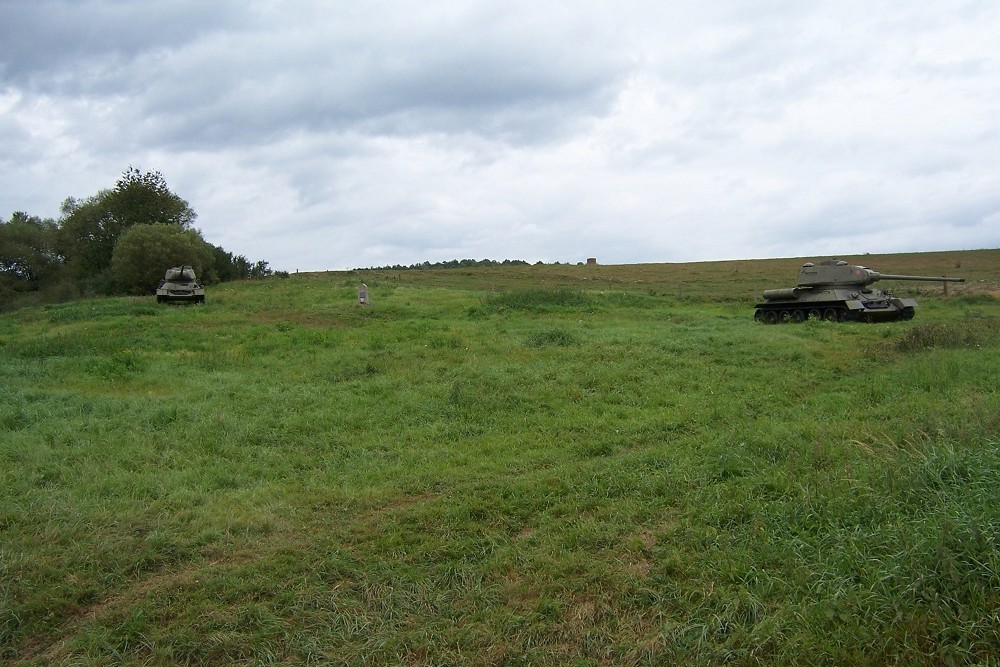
[872,273,965,283]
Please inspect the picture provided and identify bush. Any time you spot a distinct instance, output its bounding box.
[40,281,80,304]
[111,224,213,295]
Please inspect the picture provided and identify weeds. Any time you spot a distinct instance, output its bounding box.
[471,288,592,315]
[895,317,999,352]
[525,328,579,347]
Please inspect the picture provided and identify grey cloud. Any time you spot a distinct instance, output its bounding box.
[0,102,32,163]
[136,26,627,149]
[4,1,631,152]
[0,0,247,89]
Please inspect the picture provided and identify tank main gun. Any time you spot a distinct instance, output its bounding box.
[795,260,965,288]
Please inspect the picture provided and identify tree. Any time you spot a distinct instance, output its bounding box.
[209,244,252,282]
[0,211,65,308]
[111,224,213,295]
[58,167,196,286]
[111,166,196,229]
[249,260,273,279]
[57,193,118,289]
[0,212,61,284]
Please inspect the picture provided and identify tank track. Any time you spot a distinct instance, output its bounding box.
[753,303,914,324]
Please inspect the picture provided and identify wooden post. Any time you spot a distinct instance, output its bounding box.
[943,281,948,297]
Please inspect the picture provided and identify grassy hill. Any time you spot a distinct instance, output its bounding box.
[2,250,999,665]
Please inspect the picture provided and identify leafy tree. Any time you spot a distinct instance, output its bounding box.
[209,244,252,282]
[249,260,273,279]
[0,212,61,284]
[232,254,251,280]
[0,211,66,308]
[58,167,196,285]
[111,224,213,295]
[57,193,118,289]
[111,166,196,229]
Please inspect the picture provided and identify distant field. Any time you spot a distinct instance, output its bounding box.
[2,250,999,665]
[337,248,1000,301]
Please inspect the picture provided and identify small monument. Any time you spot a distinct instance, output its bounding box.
[358,283,369,306]
[586,257,597,265]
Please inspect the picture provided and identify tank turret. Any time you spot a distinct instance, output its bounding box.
[754,259,963,324]
[794,260,964,288]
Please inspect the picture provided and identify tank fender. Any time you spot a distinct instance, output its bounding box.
[762,287,803,301]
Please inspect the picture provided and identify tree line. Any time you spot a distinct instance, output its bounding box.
[1,167,276,310]
[360,258,533,271]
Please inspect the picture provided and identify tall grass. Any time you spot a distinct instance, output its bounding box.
[1,259,999,665]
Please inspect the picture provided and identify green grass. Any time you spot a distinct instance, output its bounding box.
[2,252,999,665]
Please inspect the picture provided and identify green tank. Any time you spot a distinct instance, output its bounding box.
[156,265,205,304]
[754,260,963,323]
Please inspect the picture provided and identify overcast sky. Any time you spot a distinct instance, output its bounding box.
[2,0,998,271]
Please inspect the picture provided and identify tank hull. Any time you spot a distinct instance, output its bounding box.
[753,287,916,323]
[156,288,205,304]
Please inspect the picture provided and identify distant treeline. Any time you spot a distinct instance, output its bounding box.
[360,259,539,271]
[1,167,278,310]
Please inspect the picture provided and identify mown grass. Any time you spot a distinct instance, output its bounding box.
[2,252,999,665]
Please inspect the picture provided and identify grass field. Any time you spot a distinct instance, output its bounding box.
[2,250,999,665]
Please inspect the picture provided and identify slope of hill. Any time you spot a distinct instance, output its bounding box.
[329,248,1000,301]
[1,249,998,665]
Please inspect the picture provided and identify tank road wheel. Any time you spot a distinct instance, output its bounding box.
[790,310,805,323]
[808,309,821,320]
[763,310,779,325]
[754,309,765,323]
[822,308,840,322]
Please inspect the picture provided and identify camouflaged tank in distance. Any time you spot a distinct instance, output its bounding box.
[156,265,205,304]
[754,260,963,324]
